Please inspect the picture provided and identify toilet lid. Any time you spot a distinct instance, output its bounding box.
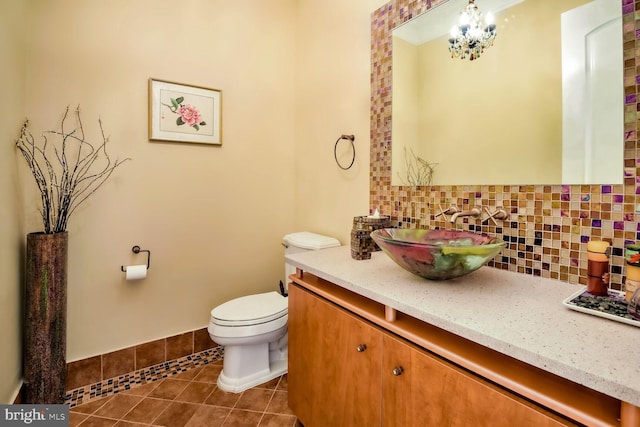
[211,291,288,326]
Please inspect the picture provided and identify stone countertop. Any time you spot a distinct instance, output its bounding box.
[285,246,640,407]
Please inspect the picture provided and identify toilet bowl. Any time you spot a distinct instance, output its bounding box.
[208,232,340,393]
[208,291,288,393]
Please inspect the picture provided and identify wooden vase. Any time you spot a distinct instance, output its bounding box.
[24,231,68,404]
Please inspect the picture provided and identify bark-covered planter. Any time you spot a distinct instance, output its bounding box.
[24,232,68,404]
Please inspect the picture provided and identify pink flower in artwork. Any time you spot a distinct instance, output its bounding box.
[178,104,203,127]
[162,96,207,131]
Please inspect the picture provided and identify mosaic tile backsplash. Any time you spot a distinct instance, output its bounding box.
[370,0,637,291]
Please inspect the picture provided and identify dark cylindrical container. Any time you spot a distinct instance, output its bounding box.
[24,232,68,404]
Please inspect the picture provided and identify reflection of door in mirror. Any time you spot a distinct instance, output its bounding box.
[562,0,623,184]
[391,0,622,186]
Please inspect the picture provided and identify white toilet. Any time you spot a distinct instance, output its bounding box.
[208,232,340,393]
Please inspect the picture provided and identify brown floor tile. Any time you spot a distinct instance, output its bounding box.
[259,413,297,427]
[276,374,288,391]
[69,412,89,427]
[93,394,144,419]
[121,397,169,424]
[77,416,118,427]
[119,380,162,397]
[153,401,200,427]
[172,367,203,381]
[147,379,189,400]
[71,396,112,415]
[184,405,230,427]
[204,387,241,408]
[256,377,280,390]
[221,409,262,427]
[69,364,297,427]
[265,391,294,416]
[235,388,275,412]
[192,364,222,383]
[175,381,216,404]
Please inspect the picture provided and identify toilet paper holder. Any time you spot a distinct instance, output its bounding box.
[120,245,151,272]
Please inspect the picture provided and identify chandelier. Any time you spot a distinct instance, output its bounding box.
[448,0,497,61]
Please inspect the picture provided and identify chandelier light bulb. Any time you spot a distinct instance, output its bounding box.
[459,11,470,26]
[448,0,497,61]
[485,11,495,25]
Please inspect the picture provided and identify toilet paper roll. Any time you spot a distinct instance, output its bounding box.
[125,264,147,280]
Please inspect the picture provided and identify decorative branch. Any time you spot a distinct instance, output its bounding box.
[16,105,130,234]
[398,147,437,186]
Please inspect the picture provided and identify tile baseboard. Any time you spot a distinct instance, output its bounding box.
[66,327,217,390]
[65,346,224,408]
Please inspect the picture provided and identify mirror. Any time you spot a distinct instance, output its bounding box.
[391,0,623,186]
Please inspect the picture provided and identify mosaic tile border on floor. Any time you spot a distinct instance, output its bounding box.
[65,346,224,408]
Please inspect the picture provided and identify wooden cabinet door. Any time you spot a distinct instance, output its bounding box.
[382,334,574,427]
[288,283,383,427]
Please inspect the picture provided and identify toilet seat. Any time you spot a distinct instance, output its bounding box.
[211,291,287,327]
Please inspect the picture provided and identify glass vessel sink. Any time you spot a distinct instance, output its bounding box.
[370,228,505,280]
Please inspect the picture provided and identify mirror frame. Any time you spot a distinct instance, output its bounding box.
[369,0,636,287]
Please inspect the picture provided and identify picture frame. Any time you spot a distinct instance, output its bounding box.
[148,78,222,145]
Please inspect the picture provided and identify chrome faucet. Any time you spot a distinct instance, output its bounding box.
[449,207,481,223]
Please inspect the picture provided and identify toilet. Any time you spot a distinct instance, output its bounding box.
[208,232,340,393]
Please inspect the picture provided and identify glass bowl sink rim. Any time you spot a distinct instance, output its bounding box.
[370,228,506,280]
[371,228,506,252]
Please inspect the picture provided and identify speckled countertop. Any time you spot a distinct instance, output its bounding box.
[285,246,640,407]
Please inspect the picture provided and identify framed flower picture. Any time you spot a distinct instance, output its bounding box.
[148,78,222,145]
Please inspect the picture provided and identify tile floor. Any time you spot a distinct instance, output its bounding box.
[69,361,300,427]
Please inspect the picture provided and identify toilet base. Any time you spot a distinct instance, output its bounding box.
[215,334,288,393]
[217,358,287,393]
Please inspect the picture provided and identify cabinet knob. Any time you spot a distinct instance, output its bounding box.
[356,344,367,352]
[392,366,404,376]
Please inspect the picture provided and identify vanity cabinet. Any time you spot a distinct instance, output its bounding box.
[288,281,383,426]
[288,272,622,427]
[289,282,573,426]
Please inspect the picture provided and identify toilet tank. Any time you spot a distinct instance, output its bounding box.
[283,232,341,282]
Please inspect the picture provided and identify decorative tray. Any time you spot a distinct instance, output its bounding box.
[562,286,640,328]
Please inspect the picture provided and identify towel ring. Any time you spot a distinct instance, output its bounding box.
[334,134,355,170]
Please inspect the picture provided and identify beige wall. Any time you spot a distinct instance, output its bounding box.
[294,0,386,241]
[1,0,384,402]
[21,0,298,362]
[0,0,28,405]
